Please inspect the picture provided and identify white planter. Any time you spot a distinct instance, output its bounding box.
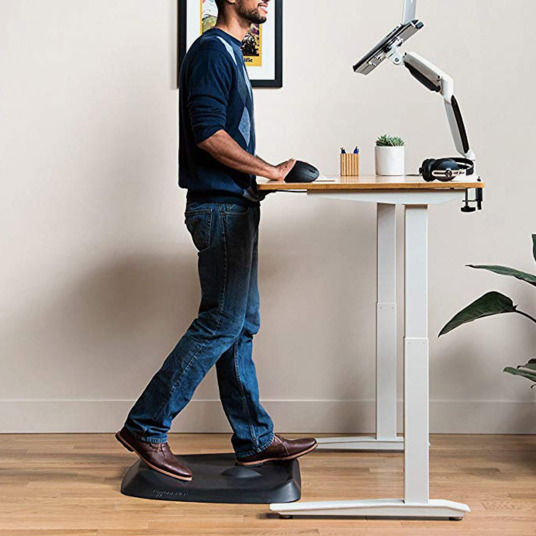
[375,146,405,176]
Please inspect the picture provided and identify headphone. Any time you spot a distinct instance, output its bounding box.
[420,157,474,182]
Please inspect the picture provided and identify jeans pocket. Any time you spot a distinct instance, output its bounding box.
[185,200,208,212]
[185,209,212,252]
[224,203,250,215]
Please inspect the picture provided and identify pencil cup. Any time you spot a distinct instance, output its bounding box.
[340,153,360,176]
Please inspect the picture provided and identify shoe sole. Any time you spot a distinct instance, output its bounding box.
[115,431,193,482]
[236,441,319,467]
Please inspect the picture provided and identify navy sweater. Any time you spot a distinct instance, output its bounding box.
[179,28,266,206]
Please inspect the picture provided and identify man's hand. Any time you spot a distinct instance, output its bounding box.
[267,159,296,182]
[198,130,296,183]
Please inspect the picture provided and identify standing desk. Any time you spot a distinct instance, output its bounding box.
[257,175,485,519]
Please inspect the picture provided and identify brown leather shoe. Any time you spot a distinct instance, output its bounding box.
[236,434,318,466]
[115,426,193,482]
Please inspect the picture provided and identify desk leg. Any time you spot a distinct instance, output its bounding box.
[270,204,470,519]
[376,204,402,445]
[317,203,403,452]
[403,204,430,503]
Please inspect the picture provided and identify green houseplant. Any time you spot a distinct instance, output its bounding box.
[375,134,405,176]
[439,235,536,384]
[376,134,405,147]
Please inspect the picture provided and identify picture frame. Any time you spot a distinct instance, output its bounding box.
[178,0,283,88]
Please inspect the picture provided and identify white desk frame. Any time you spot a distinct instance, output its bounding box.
[270,188,472,520]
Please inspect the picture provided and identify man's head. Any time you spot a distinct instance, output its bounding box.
[215,0,270,25]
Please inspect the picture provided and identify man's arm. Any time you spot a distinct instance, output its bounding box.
[198,129,295,182]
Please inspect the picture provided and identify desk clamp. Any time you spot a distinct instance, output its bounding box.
[461,178,483,213]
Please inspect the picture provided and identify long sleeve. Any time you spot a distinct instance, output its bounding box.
[187,48,235,145]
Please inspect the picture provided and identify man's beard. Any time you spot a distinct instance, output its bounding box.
[236,2,267,24]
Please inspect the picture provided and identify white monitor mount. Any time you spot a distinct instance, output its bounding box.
[402,0,417,24]
[353,0,482,210]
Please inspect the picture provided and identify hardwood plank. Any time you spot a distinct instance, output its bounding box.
[0,532,97,536]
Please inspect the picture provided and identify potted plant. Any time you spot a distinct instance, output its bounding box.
[440,235,536,385]
[375,134,405,176]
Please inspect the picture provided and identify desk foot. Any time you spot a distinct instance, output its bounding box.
[316,436,404,451]
[270,498,470,519]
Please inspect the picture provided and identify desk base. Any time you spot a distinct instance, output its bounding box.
[316,435,404,451]
[262,191,475,521]
[271,498,470,519]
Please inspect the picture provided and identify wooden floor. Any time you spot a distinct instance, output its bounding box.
[2,433,536,535]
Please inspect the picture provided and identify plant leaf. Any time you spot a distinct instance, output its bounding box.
[467,265,536,287]
[517,358,536,372]
[504,366,536,383]
[439,291,517,337]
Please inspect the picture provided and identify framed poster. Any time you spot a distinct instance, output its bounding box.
[178,0,283,88]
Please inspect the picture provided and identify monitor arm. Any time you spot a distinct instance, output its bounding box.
[352,0,482,210]
[402,52,476,163]
[403,0,417,24]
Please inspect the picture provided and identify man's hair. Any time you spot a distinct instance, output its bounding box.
[215,0,226,9]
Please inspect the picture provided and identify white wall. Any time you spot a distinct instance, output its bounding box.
[1,0,535,434]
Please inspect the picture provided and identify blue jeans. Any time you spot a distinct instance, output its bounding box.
[123,201,274,457]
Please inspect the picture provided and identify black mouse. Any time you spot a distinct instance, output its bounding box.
[284,160,320,183]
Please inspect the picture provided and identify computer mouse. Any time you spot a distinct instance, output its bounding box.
[284,160,320,183]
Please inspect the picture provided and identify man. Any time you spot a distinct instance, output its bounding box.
[115,0,317,481]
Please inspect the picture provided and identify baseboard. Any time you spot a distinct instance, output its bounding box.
[1,399,535,434]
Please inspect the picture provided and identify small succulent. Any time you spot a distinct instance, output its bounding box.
[376,134,405,147]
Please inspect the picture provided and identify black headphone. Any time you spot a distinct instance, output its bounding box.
[420,157,474,182]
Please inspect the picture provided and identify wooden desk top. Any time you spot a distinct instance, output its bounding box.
[257,175,485,192]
